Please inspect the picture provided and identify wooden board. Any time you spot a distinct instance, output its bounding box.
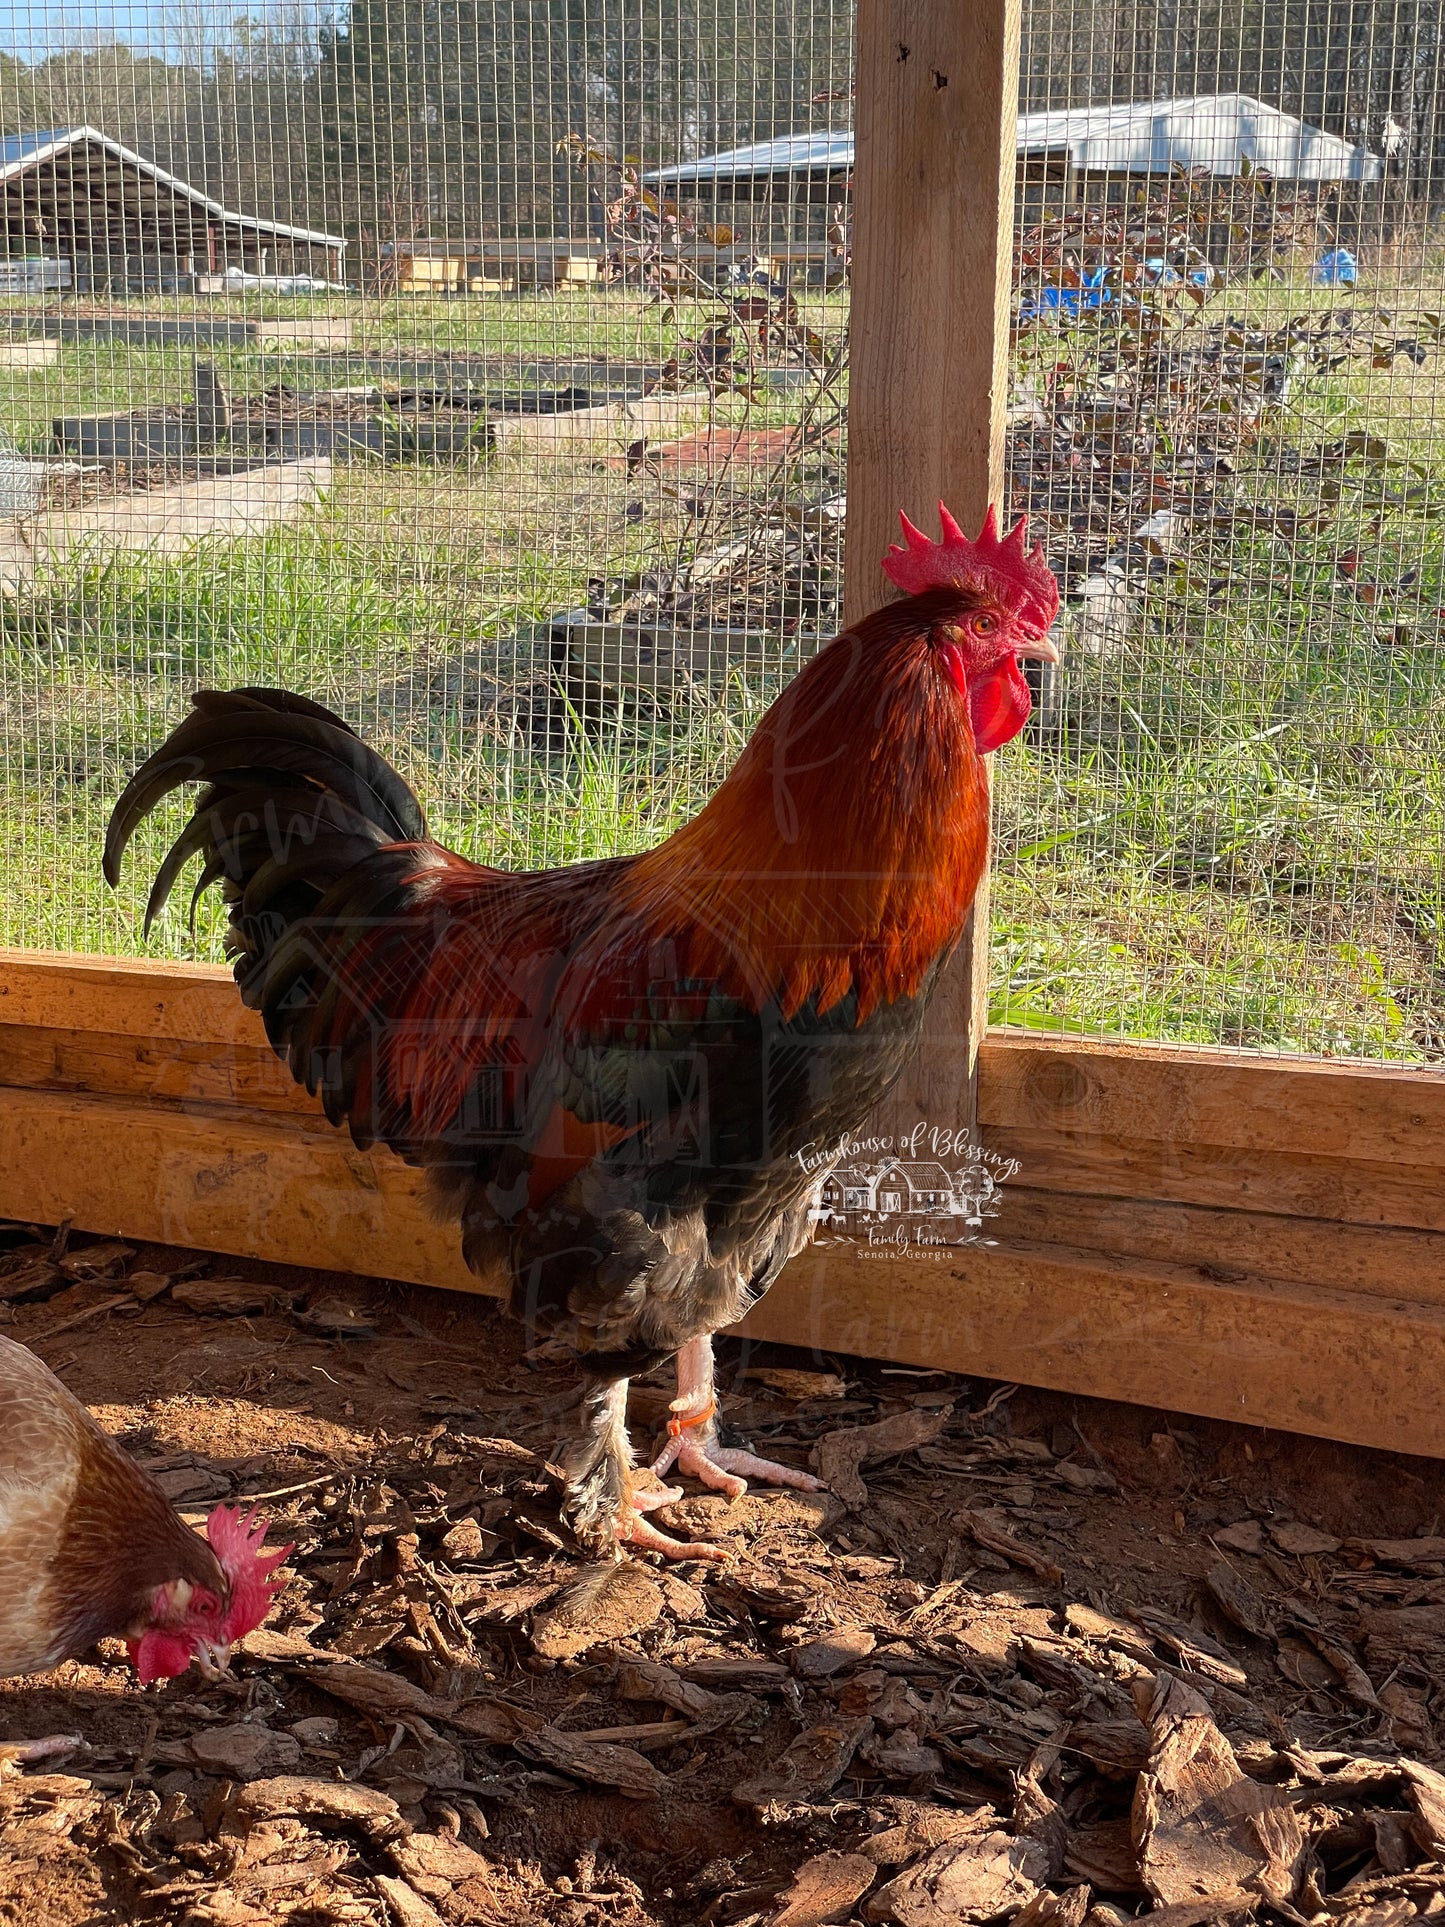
[991,1188,1445,1308]
[0,950,251,1043]
[746,1240,1445,1460]
[986,1128,1445,1234]
[0,1083,478,1294]
[982,1032,1445,1163]
[0,1020,311,1117]
[2,948,1444,1458]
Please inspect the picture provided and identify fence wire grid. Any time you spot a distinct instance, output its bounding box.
[0,0,1441,1060]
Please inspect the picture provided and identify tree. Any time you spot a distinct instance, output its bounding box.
[309,0,852,241]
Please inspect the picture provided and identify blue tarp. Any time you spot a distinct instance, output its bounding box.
[1311,247,1358,286]
[1018,265,1113,322]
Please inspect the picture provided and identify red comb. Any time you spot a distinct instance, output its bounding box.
[206,1503,291,1642]
[881,503,1060,637]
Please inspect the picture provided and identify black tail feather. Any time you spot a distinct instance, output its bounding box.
[104,689,439,1140]
[103,688,426,895]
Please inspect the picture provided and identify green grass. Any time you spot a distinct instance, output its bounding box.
[991,615,1445,1054]
[3,278,1444,1058]
[991,428,1445,1056]
[0,498,781,956]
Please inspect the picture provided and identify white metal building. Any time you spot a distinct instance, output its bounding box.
[0,127,346,292]
[646,92,1386,199]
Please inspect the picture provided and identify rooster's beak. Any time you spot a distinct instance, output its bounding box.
[1015,633,1061,664]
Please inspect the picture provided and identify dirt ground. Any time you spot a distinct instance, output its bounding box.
[2,1219,1444,1927]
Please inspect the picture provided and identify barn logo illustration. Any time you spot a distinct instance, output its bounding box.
[797,1128,1020,1262]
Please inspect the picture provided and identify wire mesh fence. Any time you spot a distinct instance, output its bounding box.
[0,0,854,977]
[0,0,1440,1060]
[1001,10,1445,1058]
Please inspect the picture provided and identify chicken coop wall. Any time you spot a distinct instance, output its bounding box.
[3,949,1445,1459]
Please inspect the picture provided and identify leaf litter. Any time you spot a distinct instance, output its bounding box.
[0,1221,1444,1926]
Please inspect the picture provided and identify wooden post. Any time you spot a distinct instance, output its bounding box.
[192,359,232,452]
[843,0,1022,1138]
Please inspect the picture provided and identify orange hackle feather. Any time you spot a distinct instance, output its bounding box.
[605,594,994,1028]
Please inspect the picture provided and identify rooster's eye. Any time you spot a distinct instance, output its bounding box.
[970,612,997,637]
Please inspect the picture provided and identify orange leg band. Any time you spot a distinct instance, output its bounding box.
[666,1397,716,1439]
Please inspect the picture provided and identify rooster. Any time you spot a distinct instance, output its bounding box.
[0,1335,287,1688]
[105,505,1060,1561]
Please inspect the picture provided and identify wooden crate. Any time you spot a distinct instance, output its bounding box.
[397,257,467,291]
[1,948,1440,1459]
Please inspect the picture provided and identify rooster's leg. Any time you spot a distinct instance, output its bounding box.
[650,1336,824,1499]
[564,1377,728,1563]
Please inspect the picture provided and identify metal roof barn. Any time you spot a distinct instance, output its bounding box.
[0,127,346,290]
[646,92,1385,198]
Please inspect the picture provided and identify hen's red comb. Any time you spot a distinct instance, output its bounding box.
[206,1503,291,1642]
[881,503,1060,638]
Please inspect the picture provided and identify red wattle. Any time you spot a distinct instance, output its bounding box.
[129,1628,196,1683]
[968,658,1033,752]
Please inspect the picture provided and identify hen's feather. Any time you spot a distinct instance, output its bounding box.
[0,1336,226,1675]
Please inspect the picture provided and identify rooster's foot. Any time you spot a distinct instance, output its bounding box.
[628,1468,684,1513]
[617,1508,729,1563]
[651,1431,823,1499]
[651,1333,825,1501]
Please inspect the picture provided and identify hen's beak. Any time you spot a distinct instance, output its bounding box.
[193,1639,232,1679]
[1015,632,1061,665]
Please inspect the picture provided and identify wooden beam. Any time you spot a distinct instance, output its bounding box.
[991,1187,1445,1308]
[840,0,1021,1140]
[744,1239,1445,1460]
[4,952,1445,1457]
[984,1126,1445,1233]
[843,0,1020,619]
[982,1031,1445,1163]
[0,950,249,1043]
[0,1084,478,1293]
[978,1034,1445,1232]
[0,1022,315,1120]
